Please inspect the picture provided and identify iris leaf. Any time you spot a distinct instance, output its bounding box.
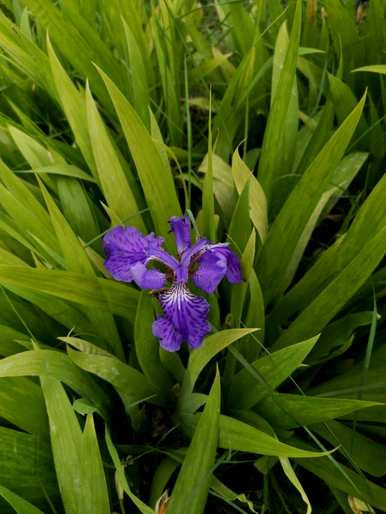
[168,371,220,514]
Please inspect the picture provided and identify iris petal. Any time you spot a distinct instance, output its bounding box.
[193,244,242,293]
[176,237,208,283]
[169,216,191,255]
[103,226,176,288]
[152,316,183,352]
[192,251,228,293]
[224,248,243,283]
[130,262,166,290]
[152,283,210,350]
[103,226,163,260]
[104,254,135,282]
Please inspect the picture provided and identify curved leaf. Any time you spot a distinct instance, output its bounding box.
[181,328,257,398]
[67,348,158,410]
[0,349,109,417]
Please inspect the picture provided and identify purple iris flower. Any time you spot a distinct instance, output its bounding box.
[103,216,242,352]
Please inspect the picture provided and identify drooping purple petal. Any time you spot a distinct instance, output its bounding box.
[103,226,163,261]
[130,262,166,290]
[103,226,176,289]
[193,244,242,293]
[152,283,210,351]
[152,316,183,352]
[104,254,135,282]
[169,216,191,255]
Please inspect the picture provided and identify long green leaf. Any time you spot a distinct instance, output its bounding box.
[0,349,109,416]
[97,67,181,241]
[181,328,257,398]
[227,337,318,409]
[259,93,366,305]
[270,166,385,331]
[0,377,47,435]
[41,377,110,514]
[0,485,44,514]
[39,177,123,358]
[258,394,379,428]
[0,12,54,96]
[85,83,145,229]
[47,38,95,173]
[274,224,386,349]
[168,371,220,514]
[105,428,154,514]
[232,149,268,243]
[219,415,327,458]
[199,153,237,224]
[0,426,58,507]
[298,458,386,511]
[314,421,386,478]
[280,457,312,514]
[258,0,301,205]
[23,0,122,106]
[81,415,111,513]
[353,65,386,75]
[67,348,158,410]
[0,266,139,320]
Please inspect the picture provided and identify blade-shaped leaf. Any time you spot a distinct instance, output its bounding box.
[0,349,110,417]
[274,224,386,349]
[97,68,181,241]
[105,428,154,514]
[257,393,379,428]
[41,377,110,514]
[232,149,268,243]
[168,371,220,514]
[85,83,145,229]
[258,0,301,206]
[298,457,386,511]
[0,376,47,435]
[314,420,386,477]
[270,165,385,331]
[181,328,257,398]
[67,348,158,410]
[227,337,318,409]
[0,426,58,507]
[0,485,44,514]
[0,266,139,321]
[219,415,328,458]
[259,93,366,305]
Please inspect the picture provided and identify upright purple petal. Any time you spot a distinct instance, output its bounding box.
[176,237,209,283]
[103,226,173,288]
[150,248,179,272]
[152,283,210,351]
[169,216,191,255]
[193,244,242,293]
[224,248,243,283]
[192,251,228,293]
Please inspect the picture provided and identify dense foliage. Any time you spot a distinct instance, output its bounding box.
[0,0,384,512]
